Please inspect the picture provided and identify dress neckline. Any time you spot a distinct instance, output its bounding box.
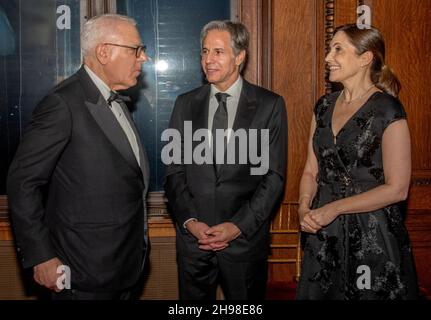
[330,91,382,144]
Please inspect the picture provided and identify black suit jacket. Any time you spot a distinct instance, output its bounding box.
[7,66,150,292]
[164,79,287,262]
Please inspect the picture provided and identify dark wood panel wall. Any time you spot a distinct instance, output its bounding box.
[269,0,431,296]
[370,0,431,296]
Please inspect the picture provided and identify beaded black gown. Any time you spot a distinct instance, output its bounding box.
[296,91,418,300]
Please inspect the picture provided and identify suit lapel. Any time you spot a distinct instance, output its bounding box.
[85,97,141,174]
[217,80,257,177]
[118,101,150,248]
[232,80,257,132]
[192,85,210,131]
[192,85,211,161]
[118,101,150,190]
[77,67,141,175]
[190,85,216,180]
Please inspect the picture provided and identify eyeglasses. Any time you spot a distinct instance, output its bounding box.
[103,43,147,58]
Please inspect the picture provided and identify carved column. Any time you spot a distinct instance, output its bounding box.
[324,0,335,93]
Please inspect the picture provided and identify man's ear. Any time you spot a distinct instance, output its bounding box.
[235,50,246,67]
[95,44,110,65]
[360,50,373,67]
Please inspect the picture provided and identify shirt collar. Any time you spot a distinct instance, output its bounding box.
[210,76,243,101]
[84,64,112,101]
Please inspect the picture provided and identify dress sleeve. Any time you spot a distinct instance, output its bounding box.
[313,95,327,121]
[381,96,407,132]
[314,92,338,123]
[313,96,323,113]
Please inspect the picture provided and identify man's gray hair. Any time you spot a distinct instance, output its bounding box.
[200,20,249,72]
[81,14,137,58]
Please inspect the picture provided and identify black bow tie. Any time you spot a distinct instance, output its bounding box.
[107,91,131,105]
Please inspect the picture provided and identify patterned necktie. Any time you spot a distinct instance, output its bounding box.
[212,92,229,171]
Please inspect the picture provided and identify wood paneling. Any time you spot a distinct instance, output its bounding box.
[272,0,317,201]
[316,0,328,94]
[405,209,431,296]
[334,0,358,26]
[237,0,261,85]
[269,0,431,296]
[0,242,36,300]
[372,0,431,171]
[269,0,317,283]
[237,0,272,88]
[370,0,431,296]
[0,196,12,241]
[268,202,301,283]
[140,237,178,300]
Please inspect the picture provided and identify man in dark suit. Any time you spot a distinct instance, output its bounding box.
[164,21,287,300]
[7,14,150,300]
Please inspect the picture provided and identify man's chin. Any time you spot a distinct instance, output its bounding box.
[205,77,218,84]
[125,79,138,89]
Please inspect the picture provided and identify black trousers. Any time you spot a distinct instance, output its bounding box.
[178,252,268,300]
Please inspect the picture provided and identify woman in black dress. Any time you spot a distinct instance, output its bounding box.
[296,24,418,300]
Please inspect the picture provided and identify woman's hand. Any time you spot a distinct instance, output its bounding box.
[298,205,321,234]
[309,202,340,227]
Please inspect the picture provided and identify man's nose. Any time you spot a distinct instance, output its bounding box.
[138,52,149,63]
[204,51,214,64]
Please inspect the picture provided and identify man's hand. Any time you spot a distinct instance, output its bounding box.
[185,220,210,240]
[186,220,229,251]
[33,257,64,292]
[198,222,241,250]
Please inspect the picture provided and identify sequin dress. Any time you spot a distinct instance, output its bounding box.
[296,91,419,300]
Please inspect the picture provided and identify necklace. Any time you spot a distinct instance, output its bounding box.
[341,84,375,104]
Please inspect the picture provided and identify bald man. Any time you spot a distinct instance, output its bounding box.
[7,14,150,300]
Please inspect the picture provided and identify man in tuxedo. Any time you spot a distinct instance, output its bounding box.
[164,21,287,300]
[7,14,150,300]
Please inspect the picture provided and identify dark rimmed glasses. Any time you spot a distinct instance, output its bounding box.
[104,43,147,58]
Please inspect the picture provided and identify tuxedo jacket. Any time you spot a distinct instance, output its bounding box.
[7,66,150,292]
[164,79,287,262]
